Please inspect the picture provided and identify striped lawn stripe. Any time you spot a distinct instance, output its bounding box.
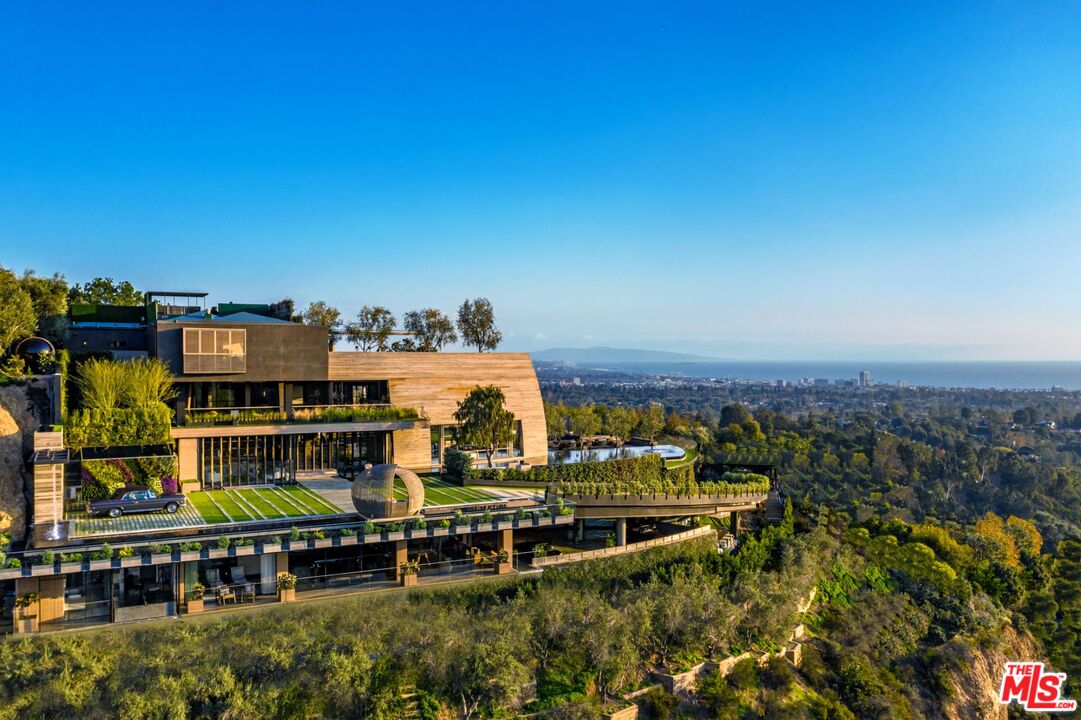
[268,486,314,515]
[281,485,337,514]
[227,489,267,520]
[289,484,342,513]
[256,488,307,517]
[206,491,253,522]
[188,492,231,523]
[238,489,287,519]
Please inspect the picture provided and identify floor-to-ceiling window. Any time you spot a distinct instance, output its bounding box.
[200,432,390,487]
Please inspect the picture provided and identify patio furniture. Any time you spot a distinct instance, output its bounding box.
[216,585,236,605]
[238,584,256,603]
[229,567,250,585]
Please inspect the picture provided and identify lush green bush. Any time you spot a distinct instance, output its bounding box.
[467,454,768,497]
[65,404,173,451]
[442,447,473,482]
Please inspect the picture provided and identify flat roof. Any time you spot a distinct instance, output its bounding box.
[147,291,209,297]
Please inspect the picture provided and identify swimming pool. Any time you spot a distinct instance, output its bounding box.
[546,444,687,465]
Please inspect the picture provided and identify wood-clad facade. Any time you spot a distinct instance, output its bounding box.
[327,352,547,470]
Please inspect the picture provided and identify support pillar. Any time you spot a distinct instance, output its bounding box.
[260,553,278,594]
[575,519,585,543]
[496,528,514,574]
[615,518,627,547]
[393,540,408,582]
[730,511,741,535]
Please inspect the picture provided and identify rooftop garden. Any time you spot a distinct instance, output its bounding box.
[452,452,771,497]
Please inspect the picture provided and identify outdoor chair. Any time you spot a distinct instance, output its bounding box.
[216,585,236,605]
[229,567,249,585]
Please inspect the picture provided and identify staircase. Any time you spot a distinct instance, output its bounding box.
[764,490,785,524]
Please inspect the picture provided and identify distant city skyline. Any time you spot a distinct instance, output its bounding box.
[3,3,1080,361]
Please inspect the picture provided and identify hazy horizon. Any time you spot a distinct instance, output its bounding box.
[3,3,1080,362]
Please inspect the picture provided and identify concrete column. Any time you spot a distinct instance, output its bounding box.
[275,551,290,579]
[260,553,278,594]
[496,529,514,574]
[575,519,585,542]
[615,518,627,547]
[731,511,741,535]
[393,540,408,581]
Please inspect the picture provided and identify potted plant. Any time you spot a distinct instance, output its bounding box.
[178,542,202,562]
[59,552,84,573]
[338,528,358,546]
[13,592,39,633]
[117,546,140,567]
[232,538,256,556]
[32,550,57,576]
[385,522,405,542]
[494,548,512,575]
[399,559,420,587]
[277,572,298,602]
[362,521,380,543]
[186,583,206,614]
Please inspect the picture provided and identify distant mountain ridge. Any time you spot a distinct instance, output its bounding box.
[530,346,719,364]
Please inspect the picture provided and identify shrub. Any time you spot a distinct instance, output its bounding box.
[217,535,231,550]
[65,404,173,451]
[311,530,326,540]
[41,550,55,565]
[90,543,114,561]
[178,542,202,552]
[289,527,301,542]
[452,509,464,526]
[276,573,298,590]
[188,583,206,600]
[362,521,376,535]
[117,546,135,558]
[438,519,451,529]
[59,552,83,563]
[411,518,427,531]
[149,544,172,555]
[533,544,548,558]
[514,507,528,520]
[339,528,357,537]
[481,510,493,524]
[235,538,255,547]
[442,448,473,482]
[5,557,21,568]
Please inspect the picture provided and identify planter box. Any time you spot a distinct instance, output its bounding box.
[363,534,382,544]
[119,556,142,568]
[31,563,57,577]
[207,547,229,559]
[430,527,449,537]
[88,559,113,571]
[386,532,406,542]
[13,616,39,634]
[494,561,513,575]
[338,535,358,546]
[602,704,639,720]
[278,588,296,603]
[231,545,256,557]
[494,521,513,530]
[179,551,202,563]
[60,562,85,574]
[185,598,204,614]
[311,538,333,549]
[285,541,305,551]
[400,573,418,587]
[154,552,174,563]
[474,523,494,533]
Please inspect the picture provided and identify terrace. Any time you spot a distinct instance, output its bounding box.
[178,403,426,428]
[64,475,542,540]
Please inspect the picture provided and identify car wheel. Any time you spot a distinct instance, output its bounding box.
[108,508,122,518]
[165,502,179,514]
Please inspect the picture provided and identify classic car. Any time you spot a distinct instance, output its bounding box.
[87,488,187,518]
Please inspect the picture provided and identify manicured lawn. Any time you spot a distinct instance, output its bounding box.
[206,491,255,522]
[187,492,230,524]
[665,446,697,469]
[281,484,342,514]
[393,478,501,507]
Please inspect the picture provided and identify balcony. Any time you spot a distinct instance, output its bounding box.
[180,404,425,428]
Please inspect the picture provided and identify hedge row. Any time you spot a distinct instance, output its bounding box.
[64,404,173,451]
[80,456,179,501]
[462,454,770,497]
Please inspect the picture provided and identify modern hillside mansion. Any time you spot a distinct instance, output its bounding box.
[2,293,770,633]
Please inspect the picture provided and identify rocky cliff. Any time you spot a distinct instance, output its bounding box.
[0,381,48,542]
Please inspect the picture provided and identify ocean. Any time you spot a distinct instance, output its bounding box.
[567,361,1081,391]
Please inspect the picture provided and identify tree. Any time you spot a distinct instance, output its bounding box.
[301,301,343,349]
[545,402,569,439]
[19,270,69,341]
[68,277,144,306]
[456,297,502,352]
[0,266,37,353]
[636,403,665,441]
[454,386,516,467]
[567,405,601,446]
[602,406,638,444]
[403,308,457,352]
[345,306,396,351]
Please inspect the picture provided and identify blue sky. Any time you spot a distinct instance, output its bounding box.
[2,3,1080,360]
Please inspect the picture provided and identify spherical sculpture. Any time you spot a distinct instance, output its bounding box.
[15,336,55,360]
[351,463,425,519]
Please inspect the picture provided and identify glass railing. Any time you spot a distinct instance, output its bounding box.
[181,404,425,427]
